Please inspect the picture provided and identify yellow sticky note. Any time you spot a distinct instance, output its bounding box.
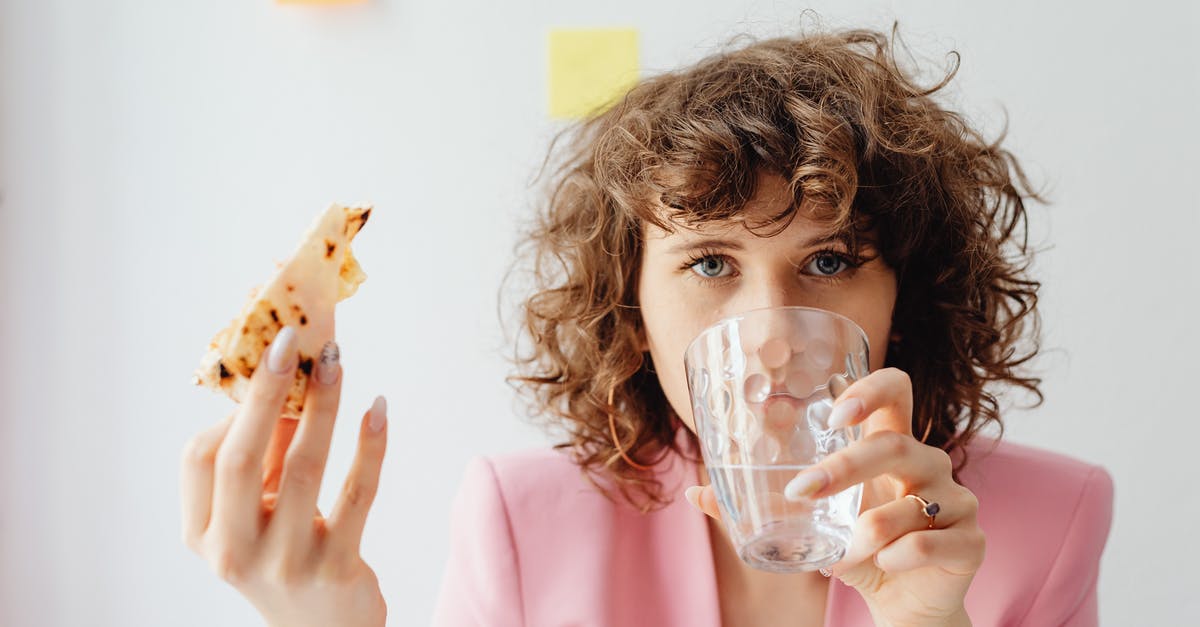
[277,0,365,4]
[548,28,640,119]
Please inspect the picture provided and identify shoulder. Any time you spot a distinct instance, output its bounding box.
[434,449,597,626]
[955,437,1114,625]
[442,449,595,557]
[437,448,714,626]
[457,447,611,513]
[957,437,1113,539]
[478,447,589,489]
[959,436,1111,486]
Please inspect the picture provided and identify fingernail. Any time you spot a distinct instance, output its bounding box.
[315,341,340,385]
[684,486,702,509]
[266,326,297,374]
[828,397,864,430]
[368,395,387,432]
[785,468,830,501]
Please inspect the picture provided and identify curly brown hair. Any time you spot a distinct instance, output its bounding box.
[507,25,1043,510]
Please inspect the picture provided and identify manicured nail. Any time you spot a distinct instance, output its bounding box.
[266,326,297,374]
[315,340,340,385]
[368,395,387,432]
[827,397,864,430]
[684,486,702,509]
[785,468,830,501]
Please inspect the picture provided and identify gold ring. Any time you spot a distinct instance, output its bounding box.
[905,494,941,529]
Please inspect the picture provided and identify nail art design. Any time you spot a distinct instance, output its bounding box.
[316,340,340,385]
[320,340,340,366]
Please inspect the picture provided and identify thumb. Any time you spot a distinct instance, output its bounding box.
[684,485,722,520]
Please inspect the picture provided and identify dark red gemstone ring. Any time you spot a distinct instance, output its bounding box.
[905,494,941,528]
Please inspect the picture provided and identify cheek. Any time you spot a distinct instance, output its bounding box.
[639,288,705,434]
[865,325,891,371]
[845,300,894,373]
[845,271,898,373]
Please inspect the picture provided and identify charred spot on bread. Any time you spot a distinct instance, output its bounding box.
[345,208,370,237]
[194,203,373,417]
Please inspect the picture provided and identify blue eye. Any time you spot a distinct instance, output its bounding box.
[690,256,731,279]
[805,252,851,276]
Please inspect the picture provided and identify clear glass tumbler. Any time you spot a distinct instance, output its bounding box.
[684,306,869,572]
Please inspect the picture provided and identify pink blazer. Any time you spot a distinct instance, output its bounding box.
[432,436,1113,626]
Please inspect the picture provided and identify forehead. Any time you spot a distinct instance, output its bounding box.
[641,171,844,243]
[643,198,840,245]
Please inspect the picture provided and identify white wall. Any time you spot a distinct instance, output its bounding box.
[2,1,1196,625]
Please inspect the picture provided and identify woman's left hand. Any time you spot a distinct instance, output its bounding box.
[685,368,985,627]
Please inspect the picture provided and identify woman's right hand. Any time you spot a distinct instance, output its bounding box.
[180,326,389,627]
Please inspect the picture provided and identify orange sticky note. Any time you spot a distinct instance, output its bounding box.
[548,28,640,119]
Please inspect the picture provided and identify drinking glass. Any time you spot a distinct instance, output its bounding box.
[684,306,869,572]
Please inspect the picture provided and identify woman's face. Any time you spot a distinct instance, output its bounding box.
[637,173,898,433]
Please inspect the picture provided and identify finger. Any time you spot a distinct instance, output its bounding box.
[826,367,913,435]
[262,417,301,503]
[328,396,388,553]
[271,341,343,545]
[784,430,952,501]
[683,485,721,520]
[211,325,298,545]
[832,489,976,571]
[180,413,235,550]
[873,527,987,576]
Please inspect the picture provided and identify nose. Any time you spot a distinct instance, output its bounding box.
[730,272,810,364]
[736,270,798,312]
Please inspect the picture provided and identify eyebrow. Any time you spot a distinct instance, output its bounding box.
[665,231,850,255]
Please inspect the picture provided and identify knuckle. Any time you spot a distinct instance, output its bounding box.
[216,449,258,476]
[342,477,376,509]
[857,511,893,547]
[959,487,980,513]
[182,435,215,468]
[343,482,365,508]
[973,529,988,561]
[825,453,857,480]
[247,376,290,406]
[873,430,909,457]
[315,558,358,585]
[209,546,248,585]
[909,532,936,557]
[284,454,324,489]
[970,527,987,549]
[930,447,953,474]
[264,556,307,587]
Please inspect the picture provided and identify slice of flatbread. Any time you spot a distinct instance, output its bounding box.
[193,203,371,418]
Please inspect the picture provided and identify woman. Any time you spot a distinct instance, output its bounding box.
[180,27,1113,626]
